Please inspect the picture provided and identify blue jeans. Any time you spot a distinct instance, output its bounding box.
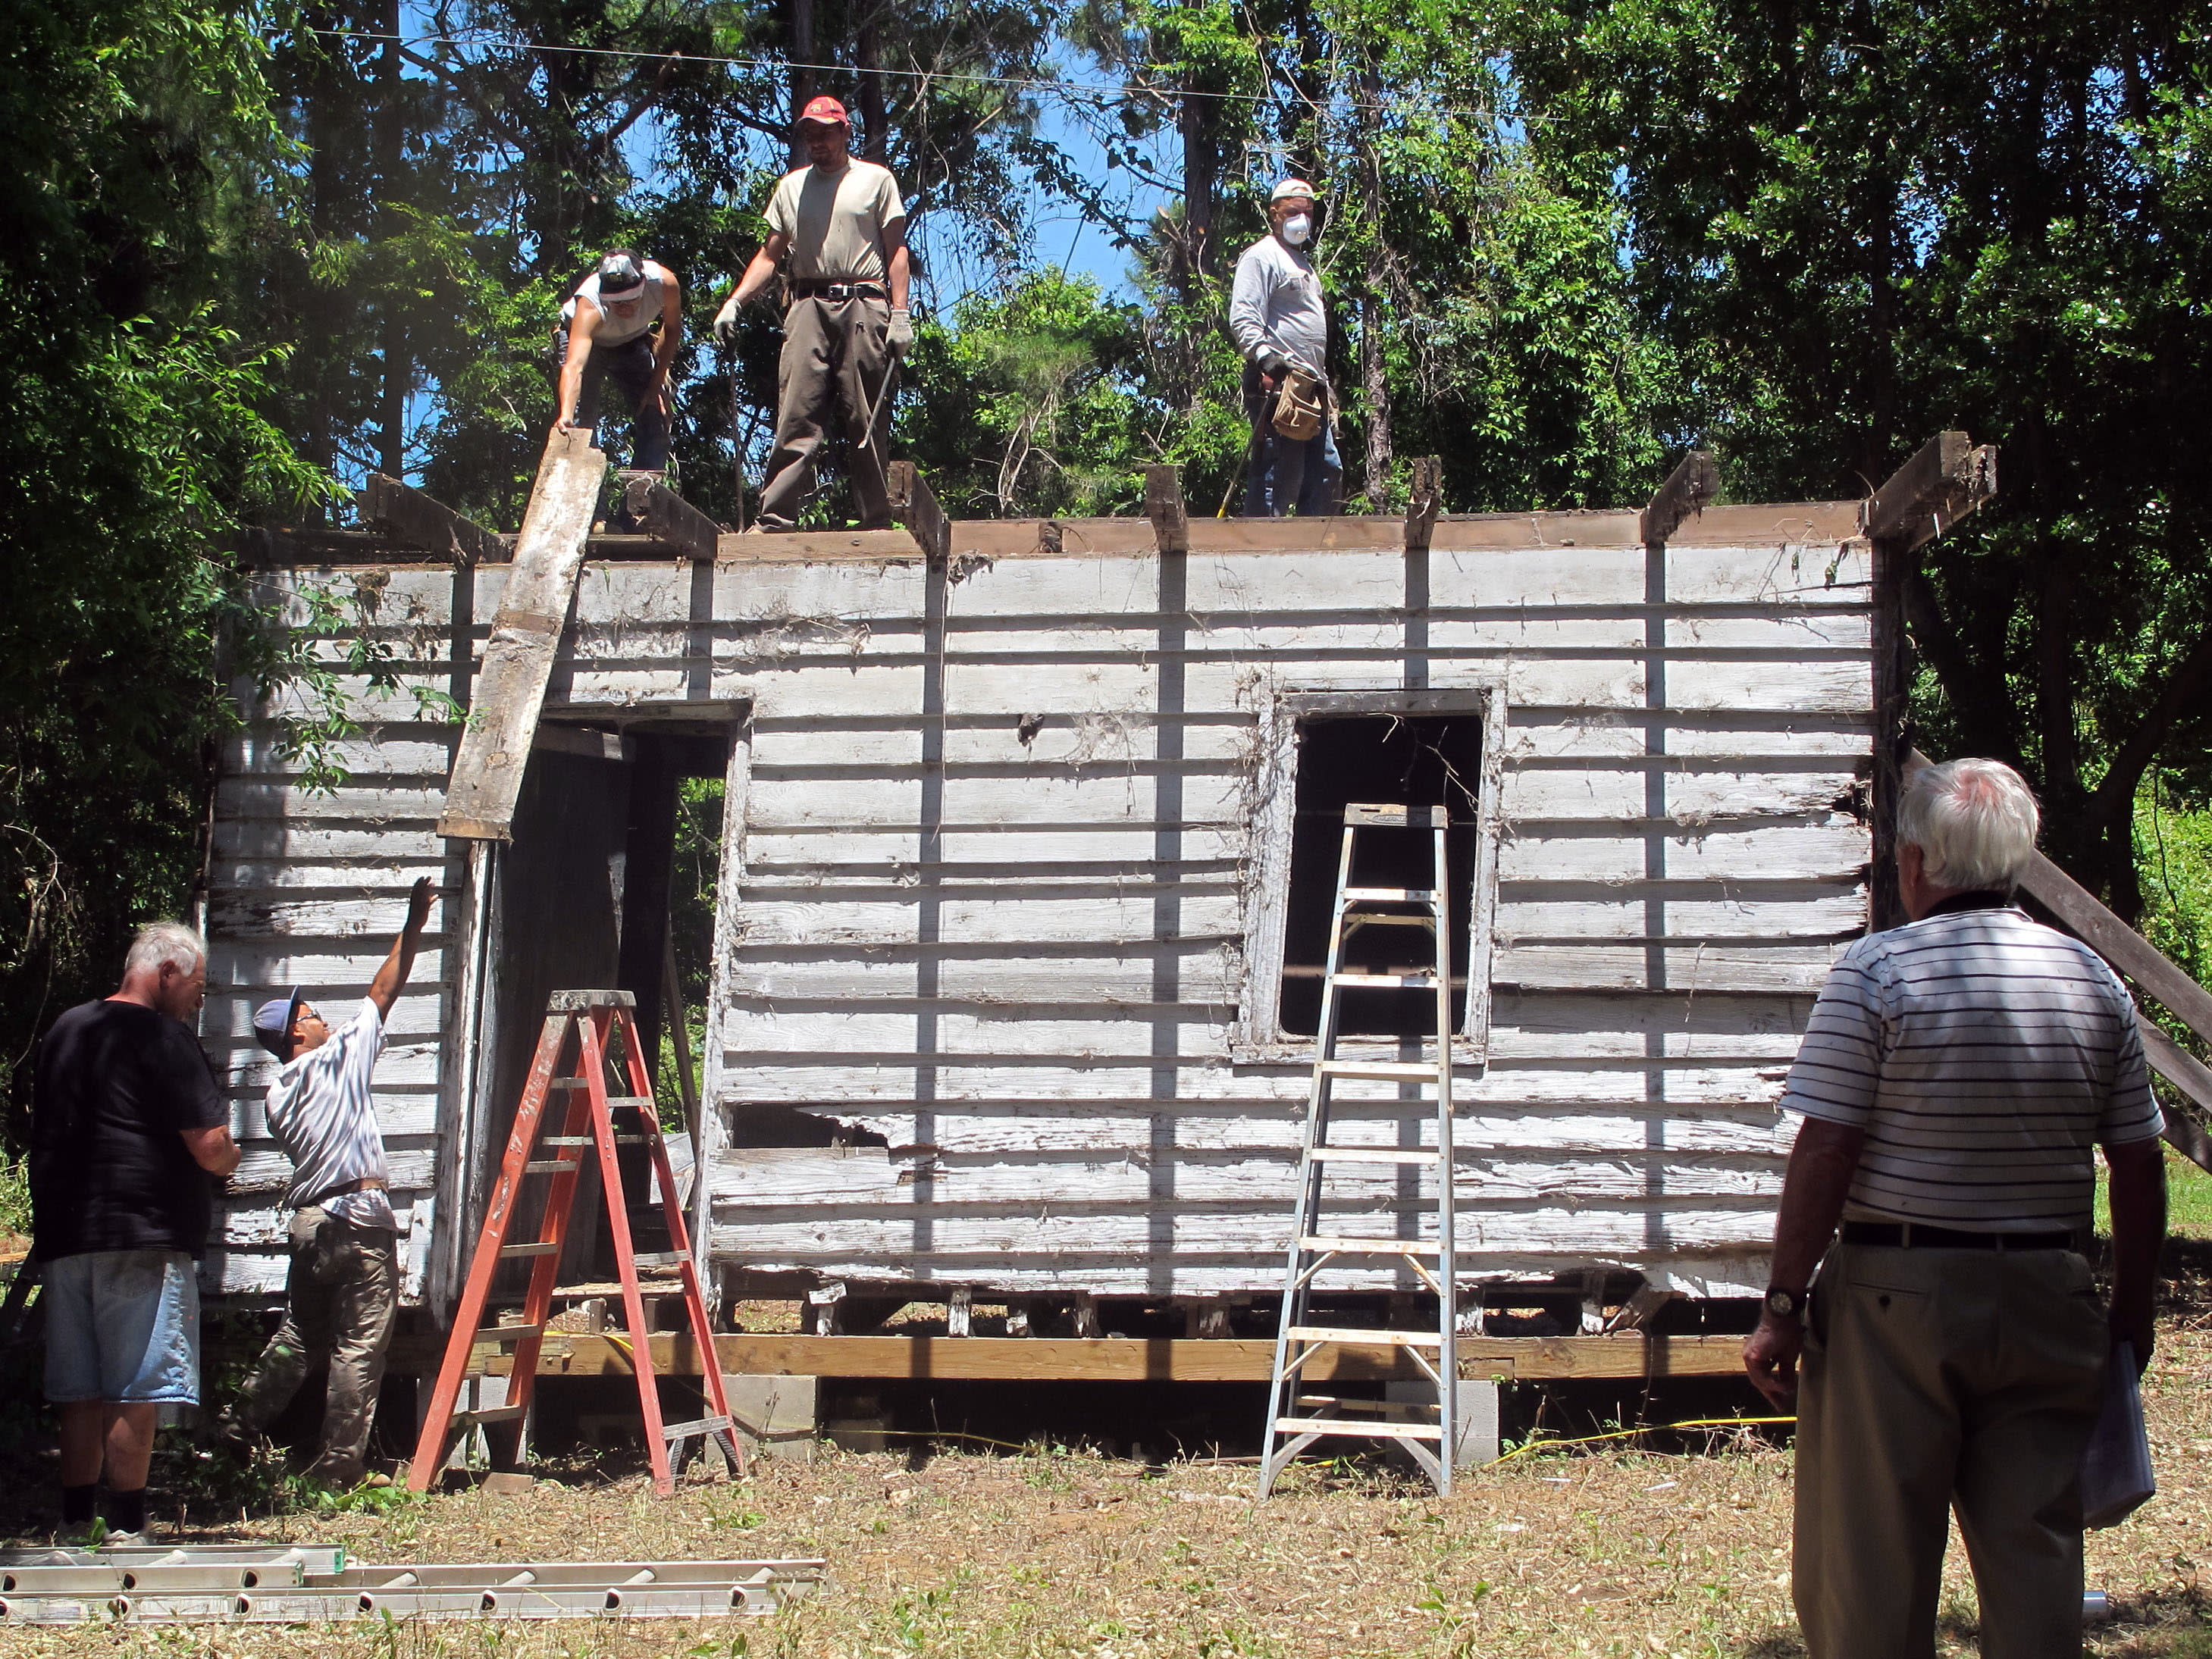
[42,1249,201,1404]
[1242,363,1342,518]
[564,330,670,471]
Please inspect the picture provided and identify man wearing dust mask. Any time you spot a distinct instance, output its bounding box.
[1228,178,1340,517]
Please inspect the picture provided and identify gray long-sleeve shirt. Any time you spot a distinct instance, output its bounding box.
[1229,234,1327,376]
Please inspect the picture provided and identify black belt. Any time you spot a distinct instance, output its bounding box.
[1841,1220,2076,1251]
[788,280,885,302]
[305,1176,387,1209]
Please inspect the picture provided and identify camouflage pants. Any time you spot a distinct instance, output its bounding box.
[232,1211,397,1485]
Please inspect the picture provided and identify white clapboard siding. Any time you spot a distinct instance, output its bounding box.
[209,515,1869,1304]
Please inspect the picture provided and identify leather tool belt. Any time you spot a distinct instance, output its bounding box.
[1840,1219,2076,1251]
[788,280,886,302]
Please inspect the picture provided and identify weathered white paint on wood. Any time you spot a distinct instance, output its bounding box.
[211,509,1872,1304]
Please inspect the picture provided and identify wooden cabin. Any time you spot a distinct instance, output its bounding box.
[202,458,1915,1337]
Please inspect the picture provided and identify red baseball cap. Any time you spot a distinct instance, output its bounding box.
[797,95,850,127]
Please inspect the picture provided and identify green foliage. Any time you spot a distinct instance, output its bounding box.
[0,2,339,1125]
[903,273,1155,516]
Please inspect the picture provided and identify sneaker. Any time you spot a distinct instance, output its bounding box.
[98,1526,158,1550]
[53,1523,100,1549]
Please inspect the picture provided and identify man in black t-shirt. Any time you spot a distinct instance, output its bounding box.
[30,922,240,1545]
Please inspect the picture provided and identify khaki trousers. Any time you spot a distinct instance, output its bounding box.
[232,1211,398,1485]
[758,296,894,530]
[1795,1241,2109,1659]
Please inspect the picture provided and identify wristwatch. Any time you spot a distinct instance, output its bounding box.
[1764,1286,1806,1320]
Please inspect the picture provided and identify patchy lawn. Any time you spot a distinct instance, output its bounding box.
[6,1241,2212,1655]
[0,1319,2204,1657]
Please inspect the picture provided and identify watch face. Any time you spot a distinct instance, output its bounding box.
[1766,1288,1800,1319]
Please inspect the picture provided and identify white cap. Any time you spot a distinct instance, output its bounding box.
[1270,177,1318,204]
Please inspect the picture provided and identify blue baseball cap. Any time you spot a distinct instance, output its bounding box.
[253,990,304,1060]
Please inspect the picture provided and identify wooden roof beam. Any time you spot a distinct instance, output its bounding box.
[360,474,507,565]
[888,461,948,561]
[1144,464,1189,555]
[1639,450,1719,545]
[1404,455,1442,554]
[1862,431,1998,551]
[619,471,722,562]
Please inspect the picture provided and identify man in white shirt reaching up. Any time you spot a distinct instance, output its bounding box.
[218,876,434,1487]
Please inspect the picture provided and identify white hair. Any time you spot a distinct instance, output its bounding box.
[124,922,208,978]
[1897,759,2040,891]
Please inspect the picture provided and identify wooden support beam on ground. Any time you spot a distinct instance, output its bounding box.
[1144,465,1189,554]
[436,427,607,841]
[1862,431,1999,552]
[360,474,508,565]
[1640,451,1719,545]
[2141,1026,2212,1173]
[886,461,949,561]
[2013,848,2212,1050]
[1404,455,1442,554]
[619,472,722,562]
[391,1331,1753,1384]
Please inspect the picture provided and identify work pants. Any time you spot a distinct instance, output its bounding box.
[758,296,895,530]
[231,1211,398,1486]
[569,332,670,472]
[1242,362,1342,518]
[1794,1240,2110,1659]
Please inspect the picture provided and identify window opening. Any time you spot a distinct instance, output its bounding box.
[1278,714,1483,1038]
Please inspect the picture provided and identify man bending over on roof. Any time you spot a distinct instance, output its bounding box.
[218,876,434,1488]
[554,249,684,475]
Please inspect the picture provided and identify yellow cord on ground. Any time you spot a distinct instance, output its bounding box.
[1483,1415,1797,1468]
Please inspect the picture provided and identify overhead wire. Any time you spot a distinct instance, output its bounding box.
[305,27,1503,126]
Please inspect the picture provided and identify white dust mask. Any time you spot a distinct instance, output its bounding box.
[1279,213,1312,247]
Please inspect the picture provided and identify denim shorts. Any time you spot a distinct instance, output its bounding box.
[41,1249,202,1404]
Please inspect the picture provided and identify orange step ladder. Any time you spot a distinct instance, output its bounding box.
[409,990,744,1494]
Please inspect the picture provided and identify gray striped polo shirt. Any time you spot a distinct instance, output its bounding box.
[1780,899,2162,1232]
[264,997,396,1231]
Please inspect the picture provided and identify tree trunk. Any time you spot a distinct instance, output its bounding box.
[375,0,405,480]
[1175,75,1213,303]
[1359,289,1390,509]
[857,8,885,163]
[791,0,816,167]
[1358,64,1390,509]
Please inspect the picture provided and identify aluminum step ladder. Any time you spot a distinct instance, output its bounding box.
[1259,803,1458,1497]
[409,991,744,1495]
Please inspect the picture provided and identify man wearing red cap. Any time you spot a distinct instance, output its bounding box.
[714,96,911,531]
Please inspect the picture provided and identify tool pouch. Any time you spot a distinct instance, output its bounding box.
[1271,368,1326,442]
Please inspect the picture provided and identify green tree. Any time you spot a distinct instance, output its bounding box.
[1505,0,2212,913]
[1,1,334,1111]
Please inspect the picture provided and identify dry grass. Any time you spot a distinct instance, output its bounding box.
[10,1252,2212,1657]
[0,1331,2206,1657]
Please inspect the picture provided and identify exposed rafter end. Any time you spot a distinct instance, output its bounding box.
[1862,432,1999,550]
[1404,455,1442,554]
[1144,464,1189,555]
[1639,450,1719,545]
[887,460,950,561]
[361,473,509,566]
[619,471,722,562]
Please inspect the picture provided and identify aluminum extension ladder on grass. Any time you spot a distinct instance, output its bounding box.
[1259,803,1458,1498]
[409,990,744,1495]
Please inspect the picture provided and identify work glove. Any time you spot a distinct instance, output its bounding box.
[712,293,742,347]
[1260,350,1291,380]
[887,307,915,360]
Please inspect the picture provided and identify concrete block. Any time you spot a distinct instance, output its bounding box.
[727,1373,818,1462]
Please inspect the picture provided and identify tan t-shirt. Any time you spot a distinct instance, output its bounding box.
[766,159,906,284]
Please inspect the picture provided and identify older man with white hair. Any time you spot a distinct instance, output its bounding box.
[1743,758,2167,1658]
[30,922,240,1545]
